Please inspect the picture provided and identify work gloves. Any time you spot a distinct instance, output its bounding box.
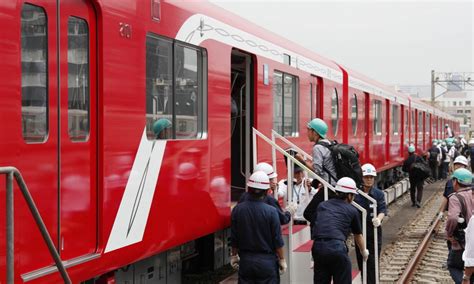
[230,255,240,270]
[285,202,298,216]
[279,258,287,275]
[362,249,370,262]
[372,217,381,227]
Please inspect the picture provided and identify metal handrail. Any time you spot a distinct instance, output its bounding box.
[0,167,71,284]
[252,129,369,284]
[271,129,383,283]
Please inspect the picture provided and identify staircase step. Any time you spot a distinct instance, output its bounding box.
[294,240,313,252]
[281,224,306,235]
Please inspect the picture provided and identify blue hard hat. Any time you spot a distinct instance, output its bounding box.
[307,118,328,138]
[153,118,172,136]
[451,168,472,186]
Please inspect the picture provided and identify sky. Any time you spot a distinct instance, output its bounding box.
[210,0,473,88]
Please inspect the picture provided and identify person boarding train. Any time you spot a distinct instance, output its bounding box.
[230,171,287,283]
[311,177,369,284]
[239,162,297,225]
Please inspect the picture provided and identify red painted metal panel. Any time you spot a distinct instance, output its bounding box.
[59,0,98,260]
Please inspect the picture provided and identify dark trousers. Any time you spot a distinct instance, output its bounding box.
[441,162,449,179]
[447,249,474,284]
[239,253,279,284]
[312,239,352,284]
[429,161,438,179]
[471,160,474,174]
[355,237,381,284]
[409,179,423,204]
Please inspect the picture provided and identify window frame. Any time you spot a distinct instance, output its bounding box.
[272,70,299,137]
[392,104,399,135]
[67,16,90,142]
[331,88,339,136]
[373,99,382,135]
[21,3,49,143]
[145,33,208,141]
[351,93,358,135]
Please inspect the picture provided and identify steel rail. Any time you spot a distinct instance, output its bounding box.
[397,215,442,283]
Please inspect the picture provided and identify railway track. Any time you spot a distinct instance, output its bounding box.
[379,190,452,283]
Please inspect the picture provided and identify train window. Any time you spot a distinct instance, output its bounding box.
[404,109,408,134]
[331,89,339,135]
[351,94,357,135]
[146,34,207,140]
[21,4,48,143]
[411,110,415,135]
[373,100,382,135]
[425,113,430,134]
[273,71,298,136]
[418,111,423,134]
[392,105,399,135]
[68,17,90,141]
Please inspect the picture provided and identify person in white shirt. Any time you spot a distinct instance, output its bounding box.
[462,215,474,283]
[446,124,454,138]
[277,165,317,224]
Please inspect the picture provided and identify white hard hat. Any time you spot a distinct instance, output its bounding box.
[361,163,377,177]
[254,162,277,179]
[335,177,358,194]
[247,171,270,190]
[453,156,469,167]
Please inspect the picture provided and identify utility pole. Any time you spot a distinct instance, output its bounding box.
[431,70,435,106]
[430,71,474,107]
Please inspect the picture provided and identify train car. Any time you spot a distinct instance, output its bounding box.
[0,0,459,283]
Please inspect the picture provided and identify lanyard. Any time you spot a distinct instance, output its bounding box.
[292,179,304,204]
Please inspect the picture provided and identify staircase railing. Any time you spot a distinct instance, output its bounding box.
[252,129,369,284]
[0,167,71,284]
[271,130,380,284]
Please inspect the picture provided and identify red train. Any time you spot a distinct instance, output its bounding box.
[0,0,458,283]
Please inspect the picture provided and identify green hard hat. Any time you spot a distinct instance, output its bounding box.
[408,145,415,153]
[307,118,328,138]
[152,118,172,136]
[451,168,473,186]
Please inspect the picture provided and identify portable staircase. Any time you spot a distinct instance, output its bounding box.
[252,128,381,284]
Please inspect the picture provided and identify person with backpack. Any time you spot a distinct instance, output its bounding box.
[446,168,474,284]
[402,145,427,208]
[295,118,337,187]
[428,141,441,180]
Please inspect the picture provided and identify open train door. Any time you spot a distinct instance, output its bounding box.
[58,0,97,260]
[230,49,254,201]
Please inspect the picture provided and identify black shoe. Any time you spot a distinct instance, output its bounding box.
[416,202,421,208]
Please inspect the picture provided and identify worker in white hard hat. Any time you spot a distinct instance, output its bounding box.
[354,164,387,284]
[239,162,297,225]
[311,177,369,283]
[230,171,287,282]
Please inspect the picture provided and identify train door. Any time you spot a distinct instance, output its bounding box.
[230,50,254,201]
[58,0,97,259]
